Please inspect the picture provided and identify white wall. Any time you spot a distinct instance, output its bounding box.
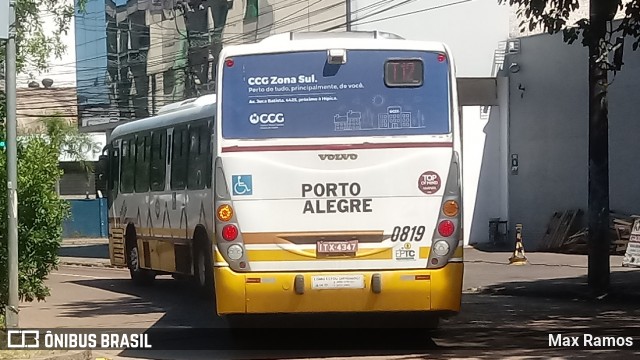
[16,0,77,88]
[461,104,507,245]
[504,32,591,249]
[505,28,640,248]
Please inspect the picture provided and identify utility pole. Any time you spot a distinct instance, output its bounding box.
[4,0,19,328]
[587,0,612,296]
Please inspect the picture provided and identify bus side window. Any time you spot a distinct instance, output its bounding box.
[120,137,135,193]
[109,146,119,199]
[150,130,166,191]
[134,133,151,193]
[187,123,206,190]
[171,126,188,190]
[205,121,212,188]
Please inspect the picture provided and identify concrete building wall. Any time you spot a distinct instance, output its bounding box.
[222,0,347,44]
[504,28,640,248]
[15,87,78,134]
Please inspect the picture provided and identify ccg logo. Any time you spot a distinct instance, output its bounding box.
[249,113,285,125]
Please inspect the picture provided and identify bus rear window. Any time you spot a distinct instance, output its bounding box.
[221,49,450,139]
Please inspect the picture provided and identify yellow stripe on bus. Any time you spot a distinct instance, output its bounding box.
[246,248,393,262]
[419,246,463,259]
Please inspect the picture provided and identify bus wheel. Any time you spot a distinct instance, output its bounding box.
[126,236,155,286]
[193,233,214,299]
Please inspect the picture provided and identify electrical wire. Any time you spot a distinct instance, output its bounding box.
[13,0,474,117]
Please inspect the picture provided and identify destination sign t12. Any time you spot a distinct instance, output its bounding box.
[384,59,423,87]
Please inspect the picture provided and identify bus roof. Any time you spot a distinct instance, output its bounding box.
[219,31,451,58]
[109,94,217,141]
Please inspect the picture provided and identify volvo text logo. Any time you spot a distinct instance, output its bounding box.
[318,154,358,160]
[249,113,285,125]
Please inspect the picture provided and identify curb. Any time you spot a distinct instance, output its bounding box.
[59,260,116,269]
[32,350,92,360]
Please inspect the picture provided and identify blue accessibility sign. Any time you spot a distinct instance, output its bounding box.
[232,175,253,196]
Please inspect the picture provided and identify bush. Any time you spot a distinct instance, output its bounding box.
[0,116,94,317]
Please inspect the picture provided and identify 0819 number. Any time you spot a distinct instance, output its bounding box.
[390,226,426,242]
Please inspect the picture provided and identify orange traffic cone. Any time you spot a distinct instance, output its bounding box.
[509,223,528,265]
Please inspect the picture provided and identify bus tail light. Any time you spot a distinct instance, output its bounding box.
[427,152,462,269]
[214,156,250,271]
[225,58,234,67]
[442,200,459,217]
[217,204,234,222]
[222,224,238,241]
[227,244,244,260]
[437,220,455,237]
[432,240,450,257]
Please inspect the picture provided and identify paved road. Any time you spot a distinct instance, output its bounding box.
[17,248,640,359]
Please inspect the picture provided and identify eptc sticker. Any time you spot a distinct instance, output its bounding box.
[418,171,441,195]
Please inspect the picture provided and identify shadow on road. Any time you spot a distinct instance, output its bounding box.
[58,244,109,259]
[478,269,640,304]
[67,270,640,359]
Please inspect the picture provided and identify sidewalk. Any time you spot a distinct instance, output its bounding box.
[464,246,640,303]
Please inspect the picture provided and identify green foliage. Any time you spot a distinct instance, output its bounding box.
[0,116,94,315]
[0,0,88,74]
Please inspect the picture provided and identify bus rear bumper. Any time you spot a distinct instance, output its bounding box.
[214,263,463,315]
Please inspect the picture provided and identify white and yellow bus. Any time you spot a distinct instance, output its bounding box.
[98,31,463,328]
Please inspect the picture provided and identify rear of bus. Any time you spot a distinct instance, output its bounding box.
[213,32,463,318]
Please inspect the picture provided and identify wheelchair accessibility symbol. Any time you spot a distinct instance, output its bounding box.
[232,175,253,196]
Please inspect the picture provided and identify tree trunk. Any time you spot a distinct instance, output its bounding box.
[587,1,610,295]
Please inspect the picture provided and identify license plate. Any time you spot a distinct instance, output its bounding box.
[311,275,365,289]
[316,240,358,255]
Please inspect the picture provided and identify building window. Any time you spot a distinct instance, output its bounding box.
[245,0,258,20]
[163,69,175,96]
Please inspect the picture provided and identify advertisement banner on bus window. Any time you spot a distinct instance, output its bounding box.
[221,50,451,139]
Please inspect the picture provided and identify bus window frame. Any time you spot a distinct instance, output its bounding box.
[107,144,119,204]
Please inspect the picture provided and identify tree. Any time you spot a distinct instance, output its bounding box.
[0,0,88,74]
[0,0,91,321]
[0,116,94,316]
[503,0,638,295]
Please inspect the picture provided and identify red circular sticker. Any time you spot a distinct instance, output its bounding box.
[418,171,441,194]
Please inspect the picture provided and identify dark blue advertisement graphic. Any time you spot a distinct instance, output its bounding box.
[221,50,451,139]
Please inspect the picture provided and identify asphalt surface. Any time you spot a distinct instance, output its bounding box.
[11,243,640,359]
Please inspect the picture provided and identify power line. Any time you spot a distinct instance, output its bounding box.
[13,0,469,116]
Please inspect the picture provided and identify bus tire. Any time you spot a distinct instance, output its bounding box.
[193,230,214,299]
[126,228,155,286]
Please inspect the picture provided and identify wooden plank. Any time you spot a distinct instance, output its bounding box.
[550,211,570,250]
[558,209,582,248]
[540,212,562,250]
[551,210,573,249]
